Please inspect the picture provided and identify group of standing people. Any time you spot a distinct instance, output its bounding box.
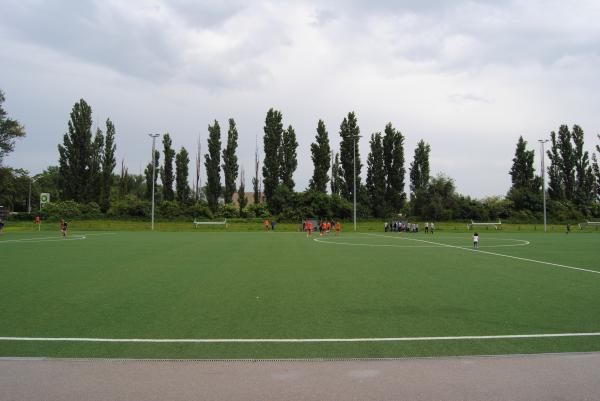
[263,219,277,231]
[385,221,434,234]
[303,220,341,237]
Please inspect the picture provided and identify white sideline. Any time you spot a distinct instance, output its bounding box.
[1,332,600,343]
[365,233,600,276]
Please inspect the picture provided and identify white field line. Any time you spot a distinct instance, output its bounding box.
[313,237,446,248]
[366,233,600,276]
[1,332,600,343]
[0,235,86,244]
[314,236,529,249]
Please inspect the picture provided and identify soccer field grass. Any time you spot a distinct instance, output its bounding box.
[1,230,599,359]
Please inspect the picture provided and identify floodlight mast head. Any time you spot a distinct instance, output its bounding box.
[149,133,161,231]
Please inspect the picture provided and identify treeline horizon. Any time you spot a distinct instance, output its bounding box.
[1,92,600,222]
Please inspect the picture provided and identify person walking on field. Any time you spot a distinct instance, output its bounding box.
[424,222,429,234]
[263,219,270,231]
[305,221,313,237]
[473,232,479,248]
[0,219,5,235]
[430,222,435,234]
[335,221,341,236]
[60,219,68,238]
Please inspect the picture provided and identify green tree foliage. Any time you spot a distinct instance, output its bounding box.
[382,123,405,212]
[222,118,239,203]
[100,119,116,212]
[176,147,190,204]
[422,174,458,220]
[280,125,298,191]
[330,152,341,196]
[309,119,331,192]
[238,170,247,215]
[0,167,30,211]
[572,125,594,208]
[592,153,600,202]
[507,136,541,211]
[0,89,26,165]
[557,125,576,201]
[366,132,386,217]
[546,130,563,200]
[205,120,222,212]
[34,166,61,203]
[252,145,260,204]
[144,150,160,200]
[58,99,98,202]
[160,133,175,201]
[339,112,362,201]
[409,139,431,215]
[262,108,283,202]
[90,128,105,204]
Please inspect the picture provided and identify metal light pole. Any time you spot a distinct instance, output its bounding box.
[353,135,357,232]
[539,139,549,233]
[28,178,32,213]
[149,134,160,231]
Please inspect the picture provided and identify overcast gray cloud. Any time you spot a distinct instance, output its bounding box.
[2,0,599,197]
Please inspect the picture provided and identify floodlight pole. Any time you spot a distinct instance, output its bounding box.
[149,133,160,231]
[353,135,357,232]
[539,139,549,233]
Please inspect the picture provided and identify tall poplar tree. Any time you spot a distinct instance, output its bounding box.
[205,120,222,212]
[331,152,341,196]
[546,130,564,200]
[572,125,594,208]
[89,127,104,203]
[366,132,386,216]
[144,150,160,200]
[222,118,239,204]
[339,112,362,201]
[238,168,247,214]
[161,133,175,201]
[309,119,331,192]
[382,123,406,212]
[409,140,431,215]
[557,125,575,201]
[252,143,260,203]
[100,119,116,212]
[58,99,94,202]
[176,147,190,204]
[280,125,298,191]
[262,108,283,202]
[507,136,541,211]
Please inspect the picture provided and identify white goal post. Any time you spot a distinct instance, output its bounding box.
[578,221,600,229]
[193,219,228,228]
[467,220,502,230]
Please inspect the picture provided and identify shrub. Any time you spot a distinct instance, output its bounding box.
[218,203,239,218]
[43,201,82,220]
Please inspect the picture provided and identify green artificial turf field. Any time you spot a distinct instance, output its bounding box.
[1,229,599,359]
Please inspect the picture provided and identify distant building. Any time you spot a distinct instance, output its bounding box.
[231,192,265,207]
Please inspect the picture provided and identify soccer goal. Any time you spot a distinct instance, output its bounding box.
[193,219,228,229]
[578,221,600,230]
[467,220,502,230]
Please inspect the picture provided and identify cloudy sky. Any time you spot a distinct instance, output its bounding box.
[2,0,599,197]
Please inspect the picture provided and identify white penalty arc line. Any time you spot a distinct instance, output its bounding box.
[0,235,86,244]
[1,332,600,343]
[365,233,600,276]
[314,236,530,249]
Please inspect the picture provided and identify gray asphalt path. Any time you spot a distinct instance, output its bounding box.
[2,353,600,401]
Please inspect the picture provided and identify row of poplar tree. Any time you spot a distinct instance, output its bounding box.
[2,92,599,219]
